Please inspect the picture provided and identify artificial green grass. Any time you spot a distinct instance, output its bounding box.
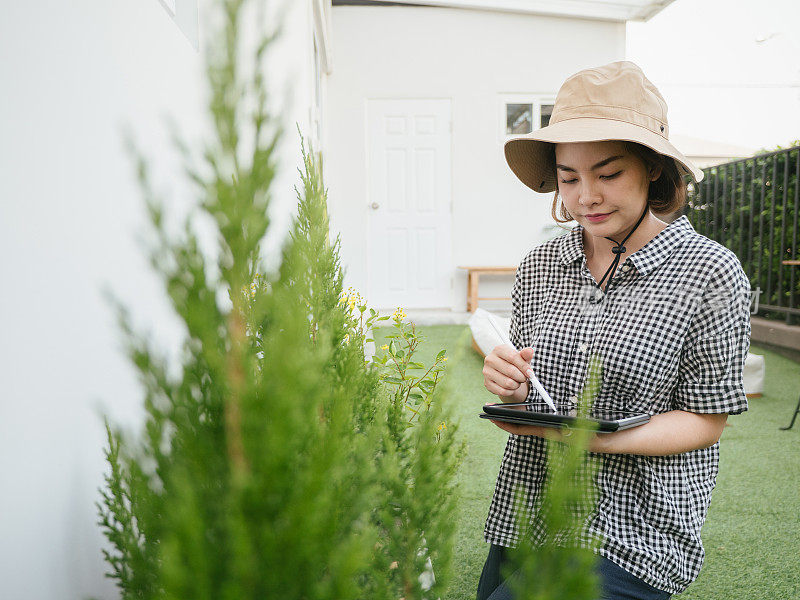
[681,343,800,600]
[374,325,800,600]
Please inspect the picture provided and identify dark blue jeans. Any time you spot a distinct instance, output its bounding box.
[476,544,672,600]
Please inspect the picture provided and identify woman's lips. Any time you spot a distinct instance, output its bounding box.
[586,212,612,223]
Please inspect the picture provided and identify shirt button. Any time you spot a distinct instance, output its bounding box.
[569,395,578,403]
[621,264,631,272]
[578,342,588,353]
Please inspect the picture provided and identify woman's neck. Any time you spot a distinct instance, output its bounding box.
[582,212,668,264]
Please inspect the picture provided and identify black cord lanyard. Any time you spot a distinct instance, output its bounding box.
[594,204,649,293]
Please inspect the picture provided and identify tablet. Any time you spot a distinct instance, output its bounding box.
[480,402,650,433]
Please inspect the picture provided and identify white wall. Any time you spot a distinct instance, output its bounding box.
[0,0,318,598]
[326,5,625,311]
[627,0,800,153]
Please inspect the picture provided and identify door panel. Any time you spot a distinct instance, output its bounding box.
[366,99,452,309]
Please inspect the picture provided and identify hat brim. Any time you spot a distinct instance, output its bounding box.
[504,117,704,193]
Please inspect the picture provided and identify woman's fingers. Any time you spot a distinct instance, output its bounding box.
[492,345,533,382]
[482,345,533,395]
[483,369,523,395]
[484,379,518,397]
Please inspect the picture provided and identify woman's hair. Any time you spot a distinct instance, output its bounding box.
[549,141,688,224]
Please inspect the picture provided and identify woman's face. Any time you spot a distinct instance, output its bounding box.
[554,140,661,241]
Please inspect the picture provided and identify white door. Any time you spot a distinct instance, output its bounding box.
[366,99,452,309]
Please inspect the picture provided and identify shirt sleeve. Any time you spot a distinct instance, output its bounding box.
[672,254,752,415]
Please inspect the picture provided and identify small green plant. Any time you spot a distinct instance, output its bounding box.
[334,291,464,599]
[371,306,448,430]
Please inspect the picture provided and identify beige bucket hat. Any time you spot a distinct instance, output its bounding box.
[504,60,703,193]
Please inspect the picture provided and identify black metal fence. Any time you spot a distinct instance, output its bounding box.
[684,145,800,325]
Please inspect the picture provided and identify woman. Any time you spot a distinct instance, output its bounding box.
[478,61,751,600]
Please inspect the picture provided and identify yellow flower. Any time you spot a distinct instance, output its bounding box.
[437,421,447,432]
[381,344,389,350]
[339,286,367,313]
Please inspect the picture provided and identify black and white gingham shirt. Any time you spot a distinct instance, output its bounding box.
[483,215,751,594]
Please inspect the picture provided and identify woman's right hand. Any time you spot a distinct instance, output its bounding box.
[482,345,536,403]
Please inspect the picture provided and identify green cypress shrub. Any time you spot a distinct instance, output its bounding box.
[94,1,462,598]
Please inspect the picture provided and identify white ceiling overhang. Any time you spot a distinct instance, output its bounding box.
[335,0,676,23]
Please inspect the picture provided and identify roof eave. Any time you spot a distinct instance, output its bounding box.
[331,0,677,23]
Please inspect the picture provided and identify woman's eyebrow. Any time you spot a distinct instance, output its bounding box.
[555,155,624,172]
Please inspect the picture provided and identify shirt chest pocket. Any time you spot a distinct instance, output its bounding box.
[594,290,697,412]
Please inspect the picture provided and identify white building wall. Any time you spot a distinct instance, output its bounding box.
[627,0,800,153]
[0,1,320,598]
[326,5,625,311]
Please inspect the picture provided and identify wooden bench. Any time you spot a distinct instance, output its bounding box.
[457,266,517,312]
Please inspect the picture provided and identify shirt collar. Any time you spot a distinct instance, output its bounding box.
[558,215,694,275]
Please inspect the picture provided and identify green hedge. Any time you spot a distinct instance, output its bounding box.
[685,141,800,324]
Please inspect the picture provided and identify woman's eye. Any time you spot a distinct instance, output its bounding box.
[559,171,621,184]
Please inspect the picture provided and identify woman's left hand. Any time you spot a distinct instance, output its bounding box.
[489,409,730,456]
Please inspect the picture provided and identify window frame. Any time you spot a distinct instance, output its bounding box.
[497,93,556,145]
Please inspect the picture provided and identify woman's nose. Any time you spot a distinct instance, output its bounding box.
[578,181,602,205]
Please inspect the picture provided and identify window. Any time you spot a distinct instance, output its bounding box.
[540,102,554,128]
[506,103,533,134]
[498,94,556,143]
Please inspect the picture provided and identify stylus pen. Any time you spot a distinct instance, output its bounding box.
[488,319,558,413]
